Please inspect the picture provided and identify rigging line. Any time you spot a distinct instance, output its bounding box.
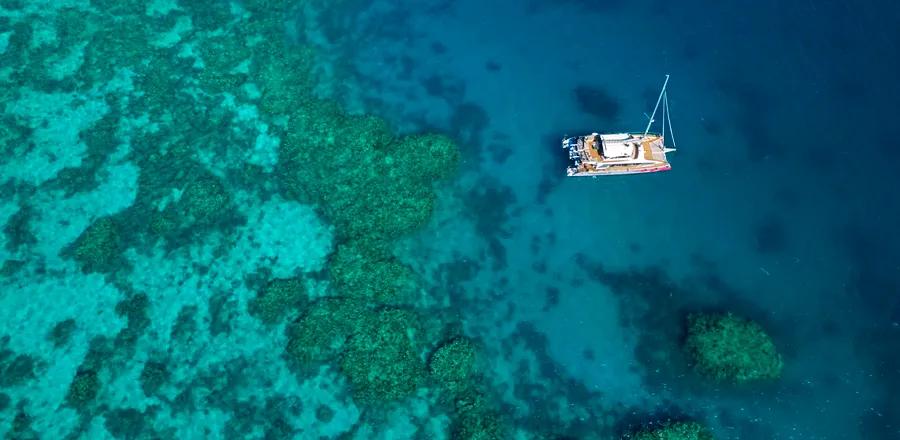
[643,74,670,136]
[664,92,677,149]
[661,90,666,141]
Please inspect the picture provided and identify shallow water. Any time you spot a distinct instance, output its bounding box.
[1,1,898,439]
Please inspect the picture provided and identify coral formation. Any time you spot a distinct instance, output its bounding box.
[429,337,478,393]
[277,99,459,240]
[71,216,121,273]
[0,348,37,388]
[285,298,370,366]
[389,133,461,182]
[196,34,251,94]
[338,309,428,405]
[3,205,36,251]
[328,238,418,304]
[316,404,336,423]
[253,41,316,116]
[142,169,241,246]
[47,319,77,348]
[10,410,38,440]
[424,335,507,438]
[250,278,308,325]
[683,312,783,383]
[66,369,100,409]
[172,173,233,229]
[139,360,170,397]
[451,388,507,440]
[114,292,150,350]
[624,421,715,440]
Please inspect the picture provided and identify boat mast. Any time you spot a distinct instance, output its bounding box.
[661,88,666,143]
[643,74,670,137]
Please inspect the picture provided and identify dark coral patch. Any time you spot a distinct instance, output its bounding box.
[71,216,121,273]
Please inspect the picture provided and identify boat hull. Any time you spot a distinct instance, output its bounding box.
[567,163,671,177]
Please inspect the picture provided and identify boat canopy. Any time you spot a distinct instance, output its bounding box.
[601,141,634,159]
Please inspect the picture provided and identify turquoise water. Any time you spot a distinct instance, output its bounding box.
[1,1,899,439]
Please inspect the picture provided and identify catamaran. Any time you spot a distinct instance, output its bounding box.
[563,75,678,176]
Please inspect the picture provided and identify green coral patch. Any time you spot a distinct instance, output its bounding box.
[328,238,418,304]
[684,312,783,383]
[625,421,715,440]
[451,388,506,440]
[139,360,170,396]
[387,133,460,182]
[72,216,121,273]
[66,369,100,409]
[250,278,308,325]
[285,298,370,366]
[276,98,460,240]
[338,309,427,405]
[429,337,477,392]
[0,348,37,387]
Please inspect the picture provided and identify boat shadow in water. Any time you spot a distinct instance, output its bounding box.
[572,84,621,123]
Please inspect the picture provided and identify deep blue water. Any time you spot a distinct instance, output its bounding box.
[1,1,899,439]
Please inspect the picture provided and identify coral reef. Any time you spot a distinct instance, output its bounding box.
[0,0,478,437]
[47,319,77,348]
[71,216,121,273]
[66,369,100,409]
[10,410,38,440]
[338,309,428,405]
[139,360,169,397]
[161,172,235,234]
[389,133,461,183]
[285,298,370,366]
[328,238,418,304]
[429,337,478,393]
[113,292,150,350]
[277,99,459,241]
[424,336,506,439]
[0,346,37,388]
[683,312,783,383]
[253,41,317,116]
[451,388,507,440]
[624,421,715,440]
[249,278,308,325]
[195,34,251,95]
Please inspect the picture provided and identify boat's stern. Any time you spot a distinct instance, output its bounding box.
[562,136,582,175]
[562,136,579,155]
